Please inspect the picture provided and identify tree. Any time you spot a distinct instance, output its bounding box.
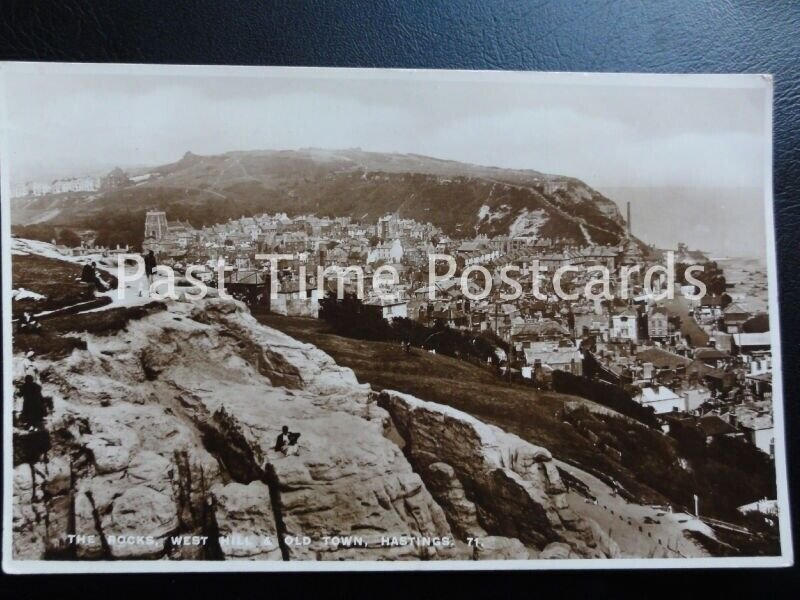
[57,228,82,248]
[318,292,505,364]
[318,291,390,341]
[743,314,769,333]
[101,166,132,190]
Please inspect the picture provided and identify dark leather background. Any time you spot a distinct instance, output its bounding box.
[1,0,798,591]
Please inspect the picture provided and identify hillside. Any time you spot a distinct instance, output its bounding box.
[11,265,633,561]
[253,312,782,556]
[12,149,627,246]
[14,240,770,560]
[252,313,673,505]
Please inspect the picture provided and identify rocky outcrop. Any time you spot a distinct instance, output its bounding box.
[13,298,461,561]
[378,390,620,558]
[425,462,486,539]
[12,296,620,563]
[211,482,282,560]
[474,536,531,560]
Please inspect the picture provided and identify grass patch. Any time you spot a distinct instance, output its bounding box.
[11,250,138,359]
[13,302,166,360]
[12,254,95,318]
[253,311,667,505]
[11,253,119,319]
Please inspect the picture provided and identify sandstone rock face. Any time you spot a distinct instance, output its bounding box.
[212,481,282,560]
[425,462,487,539]
[540,542,575,560]
[377,390,619,558]
[474,536,531,560]
[12,298,457,561]
[12,296,619,563]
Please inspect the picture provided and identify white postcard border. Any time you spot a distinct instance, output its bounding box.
[0,63,792,573]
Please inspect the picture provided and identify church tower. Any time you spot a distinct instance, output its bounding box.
[144,210,168,241]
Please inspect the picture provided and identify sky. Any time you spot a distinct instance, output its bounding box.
[0,65,770,255]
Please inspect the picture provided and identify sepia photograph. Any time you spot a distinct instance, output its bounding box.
[0,63,791,572]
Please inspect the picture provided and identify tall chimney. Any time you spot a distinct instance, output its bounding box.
[626,201,632,236]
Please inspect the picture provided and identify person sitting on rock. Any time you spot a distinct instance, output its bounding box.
[17,375,48,431]
[80,261,105,292]
[19,311,41,333]
[274,425,300,456]
[81,261,95,284]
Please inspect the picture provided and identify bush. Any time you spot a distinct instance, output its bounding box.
[318,292,504,363]
[669,419,707,460]
[11,224,57,244]
[552,370,659,428]
[57,229,82,248]
[319,292,391,341]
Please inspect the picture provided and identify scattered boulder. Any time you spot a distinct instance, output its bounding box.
[212,481,282,560]
[540,541,575,559]
[474,536,530,560]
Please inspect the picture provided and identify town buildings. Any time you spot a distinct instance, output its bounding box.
[12,175,100,197]
[75,207,775,459]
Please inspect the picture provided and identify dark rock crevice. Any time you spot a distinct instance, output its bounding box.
[194,406,290,560]
[84,490,113,559]
[263,463,291,561]
[379,398,488,543]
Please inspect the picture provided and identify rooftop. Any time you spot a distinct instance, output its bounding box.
[732,332,772,347]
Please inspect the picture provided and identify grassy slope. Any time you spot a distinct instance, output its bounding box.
[24,149,626,244]
[11,254,97,319]
[13,302,166,361]
[11,252,154,360]
[254,311,667,505]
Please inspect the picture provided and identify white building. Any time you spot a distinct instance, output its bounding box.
[365,294,408,321]
[734,408,774,457]
[523,341,583,376]
[611,309,639,342]
[271,287,320,318]
[634,386,685,414]
[368,238,404,264]
[13,175,99,197]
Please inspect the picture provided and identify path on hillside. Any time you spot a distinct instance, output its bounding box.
[579,223,593,245]
[483,177,621,242]
[13,238,166,318]
[555,459,712,558]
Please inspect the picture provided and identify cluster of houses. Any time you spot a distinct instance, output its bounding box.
[135,209,775,458]
[12,175,101,197]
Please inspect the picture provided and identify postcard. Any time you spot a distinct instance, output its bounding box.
[0,63,791,572]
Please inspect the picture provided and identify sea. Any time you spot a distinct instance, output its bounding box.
[712,256,769,315]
